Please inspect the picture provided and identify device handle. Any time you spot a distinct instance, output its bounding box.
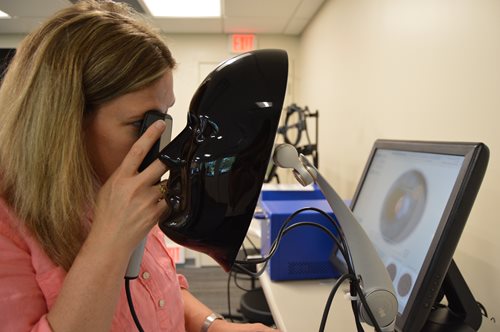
[124,111,172,279]
[125,238,147,279]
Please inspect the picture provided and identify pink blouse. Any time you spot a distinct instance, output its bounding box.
[0,198,189,331]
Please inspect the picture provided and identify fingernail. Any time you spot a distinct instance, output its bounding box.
[155,120,166,129]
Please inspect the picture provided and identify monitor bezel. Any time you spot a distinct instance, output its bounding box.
[349,139,489,332]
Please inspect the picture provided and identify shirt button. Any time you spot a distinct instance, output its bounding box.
[158,299,165,308]
[142,271,151,280]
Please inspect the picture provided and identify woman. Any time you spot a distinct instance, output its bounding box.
[0,1,275,331]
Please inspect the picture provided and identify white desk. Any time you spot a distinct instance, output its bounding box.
[259,270,498,332]
[259,270,370,331]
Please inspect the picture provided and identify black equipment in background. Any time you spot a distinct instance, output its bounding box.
[265,104,319,183]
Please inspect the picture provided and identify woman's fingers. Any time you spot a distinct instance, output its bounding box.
[120,119,166,175]
[139,159,168,185]
[93,119,170,247]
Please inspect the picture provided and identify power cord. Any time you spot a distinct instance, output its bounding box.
[224,237,260,323]
[125,278,145,332]
[224,269,254,323]
[234,207,354,276]
[318,273,355,331]
[233,207,384,332]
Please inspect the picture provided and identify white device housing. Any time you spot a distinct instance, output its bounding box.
[273,143,397,331]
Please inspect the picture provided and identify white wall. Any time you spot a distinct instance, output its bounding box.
[298,0,500,321]
[0,34,23,47]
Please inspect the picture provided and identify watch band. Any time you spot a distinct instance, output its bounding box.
[201,312,224,332]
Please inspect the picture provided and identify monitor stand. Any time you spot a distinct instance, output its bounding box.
[422,259,482,332]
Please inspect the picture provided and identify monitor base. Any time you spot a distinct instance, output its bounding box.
[423,306,477,332]
[421,259,482,332]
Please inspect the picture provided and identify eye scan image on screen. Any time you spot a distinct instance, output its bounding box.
[351,149,464,314]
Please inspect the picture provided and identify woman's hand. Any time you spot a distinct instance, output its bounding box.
[89,119,169,255]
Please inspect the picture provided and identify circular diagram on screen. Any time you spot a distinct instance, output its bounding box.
[386,262,397,281]
[380,170,427,244]
[397,272,413,297]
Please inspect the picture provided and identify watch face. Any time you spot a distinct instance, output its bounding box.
[207,313,223,322]
[202,313,224,332]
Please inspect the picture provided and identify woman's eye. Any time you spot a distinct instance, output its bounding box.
[132,120,143,128]
[131,120,143,137]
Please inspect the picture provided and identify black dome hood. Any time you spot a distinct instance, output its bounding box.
[158,49,288,271]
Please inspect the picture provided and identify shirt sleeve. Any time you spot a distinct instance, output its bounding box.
[0,221,53,332]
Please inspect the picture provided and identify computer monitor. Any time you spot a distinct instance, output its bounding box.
[349,139,488,332]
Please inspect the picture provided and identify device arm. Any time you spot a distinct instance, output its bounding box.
[273,144,397,331]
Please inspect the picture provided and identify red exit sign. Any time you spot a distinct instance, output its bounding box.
[231,34,256,53]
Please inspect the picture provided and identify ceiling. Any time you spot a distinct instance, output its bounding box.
[0,0,325,35]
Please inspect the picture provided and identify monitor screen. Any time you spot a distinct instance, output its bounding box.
[349,140,488,332]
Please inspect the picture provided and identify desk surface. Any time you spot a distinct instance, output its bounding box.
[259,270,498,332]
[259,270,368,331]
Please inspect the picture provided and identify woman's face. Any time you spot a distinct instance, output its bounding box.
[85,70,175,183]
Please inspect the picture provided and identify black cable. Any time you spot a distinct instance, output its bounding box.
[125,279,145,332]
[352,277,383,332]
[318,273,384,332]
[233,259,270,278]
[241,244,248,257]
[233,272,254,292]
[233,272,255,281]
[245,235,259,252]
[318,273,355,332]
[234,207,354,276]
[352,298,365,332]
[294,207,355,275]
[222,269,247,322]
[477,301,488,317]
[226,270,234,322]
[233,221,341,279]
[350,281,365,331]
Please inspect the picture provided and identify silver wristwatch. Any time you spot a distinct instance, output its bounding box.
[201,312,224,332]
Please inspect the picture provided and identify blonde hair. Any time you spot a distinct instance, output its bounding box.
[0,0,175,270]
